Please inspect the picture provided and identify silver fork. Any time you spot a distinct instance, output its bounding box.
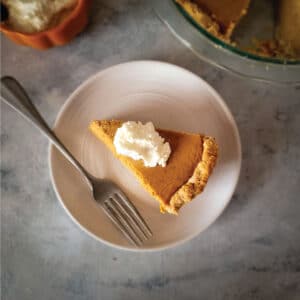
[1,76,152,247]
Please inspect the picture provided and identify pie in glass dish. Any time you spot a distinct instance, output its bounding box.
[175,0,300,58]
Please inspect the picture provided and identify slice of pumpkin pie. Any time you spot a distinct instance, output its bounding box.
[175,0,251,42]
[89,120,218,215]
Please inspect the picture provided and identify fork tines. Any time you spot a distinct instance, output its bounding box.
[103,193,152,246]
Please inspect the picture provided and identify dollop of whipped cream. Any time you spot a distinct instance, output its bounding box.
[113,121,171,167]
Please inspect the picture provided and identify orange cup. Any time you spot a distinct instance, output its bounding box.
[0,0,92,50]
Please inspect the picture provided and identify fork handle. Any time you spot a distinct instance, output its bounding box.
[1,76,93,191]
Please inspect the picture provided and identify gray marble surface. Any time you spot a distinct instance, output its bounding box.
[1,1,300,299]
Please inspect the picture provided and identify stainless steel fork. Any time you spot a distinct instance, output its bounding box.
[1,76,152,246]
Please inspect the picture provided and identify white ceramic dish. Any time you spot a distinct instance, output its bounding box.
[49,61,242,251]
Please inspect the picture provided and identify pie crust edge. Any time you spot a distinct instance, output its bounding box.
[175,0,233,43]
[161,136,218,215]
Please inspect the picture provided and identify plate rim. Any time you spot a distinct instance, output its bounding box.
[48,60,242,252]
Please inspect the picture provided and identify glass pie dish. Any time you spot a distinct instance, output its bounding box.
[153,0,300,85]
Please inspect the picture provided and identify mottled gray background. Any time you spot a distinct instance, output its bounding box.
[1,1,300,299]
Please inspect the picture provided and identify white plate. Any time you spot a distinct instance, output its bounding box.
[49,61,241,251]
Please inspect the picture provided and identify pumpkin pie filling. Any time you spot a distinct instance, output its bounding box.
[191,0,250,34]
[175,0,251,42]
[89,120,218,214]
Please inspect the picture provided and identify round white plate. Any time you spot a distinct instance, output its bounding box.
[49,61,241,251]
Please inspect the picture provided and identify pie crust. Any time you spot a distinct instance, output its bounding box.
[163,135,218,214]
